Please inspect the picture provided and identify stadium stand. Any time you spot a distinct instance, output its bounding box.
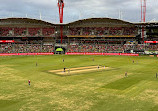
[0,18,157,54]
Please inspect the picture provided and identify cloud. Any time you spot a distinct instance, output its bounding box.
[0,0,157,23]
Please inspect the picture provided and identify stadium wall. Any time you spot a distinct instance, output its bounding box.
[0,52,138,56]
[0,53,54,56]
[65,52,139,56]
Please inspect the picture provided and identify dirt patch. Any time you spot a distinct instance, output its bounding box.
[138,89,158,104]
[0,66,25,81]
[0,95,17,100]
[33,82,52,89]
[0,65,15,67]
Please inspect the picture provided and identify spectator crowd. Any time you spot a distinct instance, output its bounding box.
[0,44,54,53]
[0,27,55,37]
[0,43,157,53]
[68,27,137,36]
[67,44,158,53]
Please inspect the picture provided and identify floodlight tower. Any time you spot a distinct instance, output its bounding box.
[141,0,147,42]
[58,0,64,44]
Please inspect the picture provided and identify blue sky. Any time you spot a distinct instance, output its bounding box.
[0,0,157,23]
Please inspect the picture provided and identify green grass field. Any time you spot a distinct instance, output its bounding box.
[0,55,158,111]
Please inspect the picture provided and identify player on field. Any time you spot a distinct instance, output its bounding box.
[64,67,66,72]
[98,65,99,69]
[63,58,64,62]
[133,60,134,63]
[28,80,31,86]
[36,62,38,66]
[156,73,157,78]
[125,72,127,77]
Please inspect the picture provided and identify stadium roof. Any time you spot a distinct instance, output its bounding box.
[0,17,134,25]
[0,18,54,26]
[0,17,157,27]
[68,18,134,25]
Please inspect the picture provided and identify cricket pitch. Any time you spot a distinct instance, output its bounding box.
[49,66,110,75]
